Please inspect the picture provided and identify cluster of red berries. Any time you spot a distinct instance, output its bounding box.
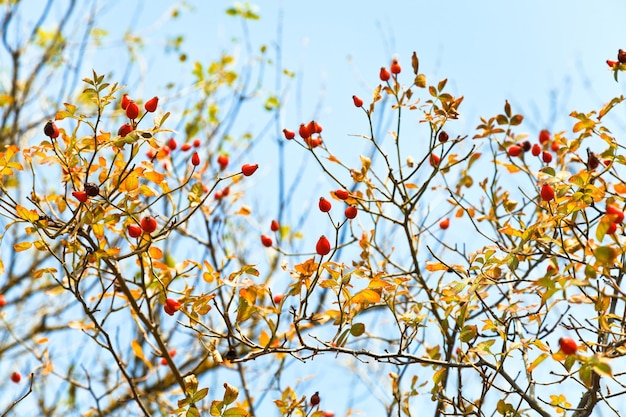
[71,182,100,203]
[118,94,158,138]
[261,219,281,248]
[319,190,358,220]
[160,349,177,366]
[507,129,556,164]
[379,58,402,82]
[146,137,202,168]
[282,120,324,148]
[127,215,158,238]
[604,204,624,235]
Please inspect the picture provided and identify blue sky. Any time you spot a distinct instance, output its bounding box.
[5,0,626,415]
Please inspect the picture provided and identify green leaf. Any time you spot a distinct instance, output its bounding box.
[223,383,239,405]
[264,96,280,111]
[594,246,618,266]
[192,387,208,403]
[350,323,365,337]
[459,325,477,343]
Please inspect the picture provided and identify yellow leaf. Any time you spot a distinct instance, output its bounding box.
[236,206,251,216]
[615,183,626,194]
[131,339,153,370]
[144,170,165,183]
[527,353,549,372]
[37,337,49,344]
[351,288,381,305]
[149,246,163,260]
[405,183,418,189]
[123,170,140,191]
[425,262,449,272]
[16,204,39,222]
[14,241,32,252]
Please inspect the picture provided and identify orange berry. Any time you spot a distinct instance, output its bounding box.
[217,154,229,170]
[273,293,284,304]
[379,67,390,81]
[72,190,88,203]
[283,128,295,140]
[0,294,5,307]
[390,59,401,74]
[193,138,201,147]
[550,141,560,152]
[439,218,450,229]
[180,143,192,151]
[299,123,311,139]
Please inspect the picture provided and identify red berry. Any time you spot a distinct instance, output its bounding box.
[0,294,5,307]
[121,94,130,110]
[167,138,177,150]
[221,186,230,197]
[606,204,625,223]
[140,216,158,233]
[126,101,139,120]
[191,152,200,166]
[310,392,321,407]
[214,190,223,200]
[127,224,142,238]
[273,293,284,304]
[10,372,21,383]
[164,298,181,316]
[241,163,259,176]
[217,154,229,170]
[604,159,612,166]
[439,218,450,229]
[316,236,331,256]
[318,197,332,212]
[508,145,522,157]
[308,120,322,134]
[390,59,401,74]
[180,143,192,151]
[379,67,390,82]
[270,220,279,232]
[299,123,311,139]
[531,144,541,156]
[352,95,363,107]
[193,138,201,148]
[283,128,295,140]
[335,189,349,200]
[118,123,133,137]
[160,349,176,365]
[540,184,555,202]
[551,141,560,152]
[438,131,449,143]
[558,337,577,355]
[430,154,440,167]
[144,96,159,112]
[539,129,550,144]
[607,222,618,235]
[546,264,558,275]
[44,120,59,138]
[322,411,335,417]
[344,205,358,219]
[72,190,88,203]
[261,234,273,247]
[619,49,626,64]
[542,151,553,163]
[607,59,619,68]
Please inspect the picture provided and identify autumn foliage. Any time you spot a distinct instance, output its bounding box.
[3,4,626,417]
